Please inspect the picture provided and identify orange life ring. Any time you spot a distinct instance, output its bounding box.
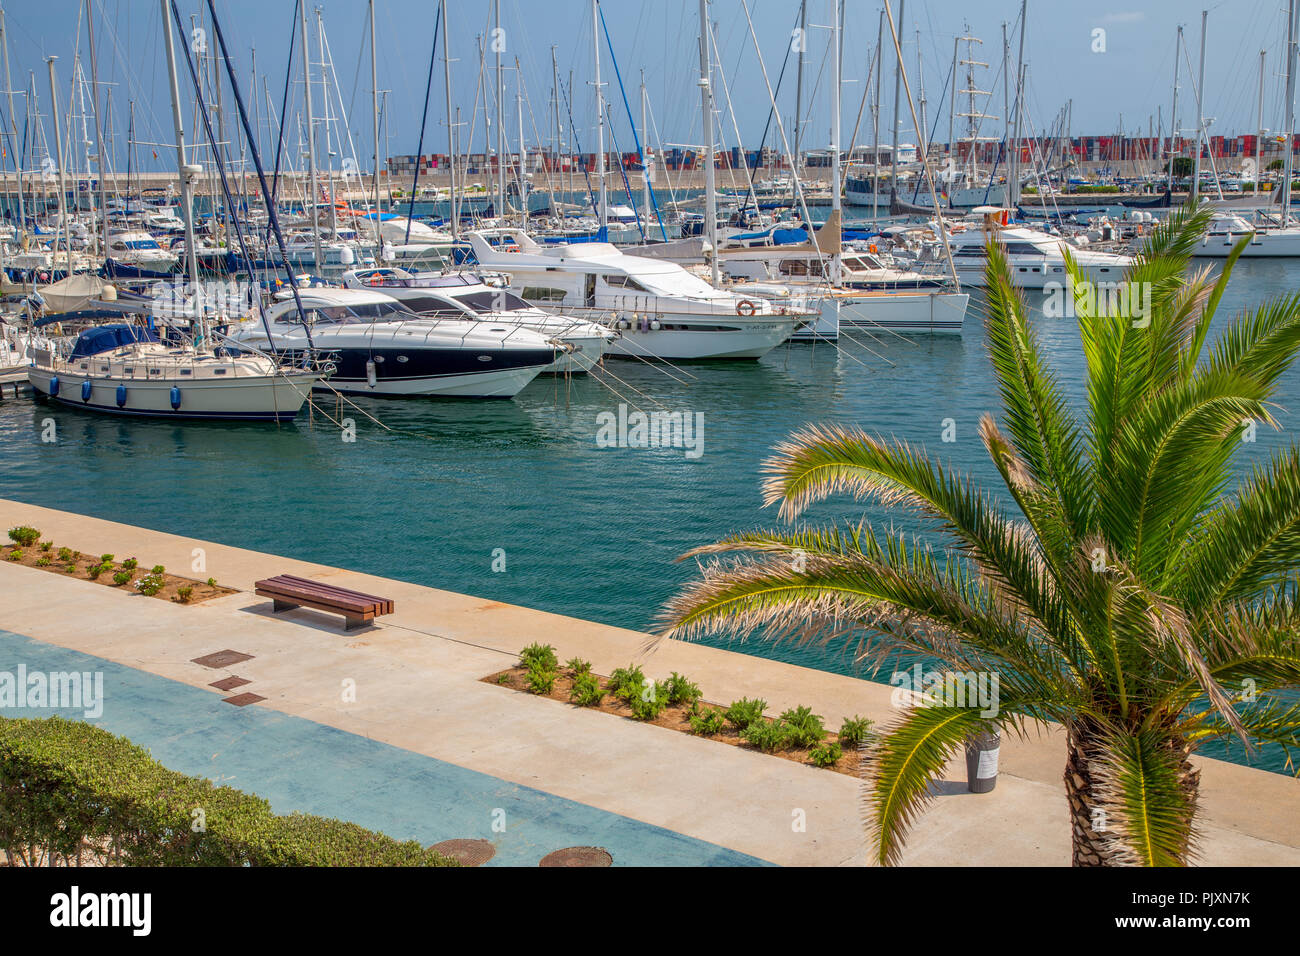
[736,299,757,317]
[368,275,383,286]
[869,243,878,253]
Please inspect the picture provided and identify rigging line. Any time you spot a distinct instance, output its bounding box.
[404,2,441,245]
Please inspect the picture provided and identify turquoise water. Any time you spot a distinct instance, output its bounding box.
[1,257,1297,775]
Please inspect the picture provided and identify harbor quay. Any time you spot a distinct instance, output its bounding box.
[1,498,1296,867]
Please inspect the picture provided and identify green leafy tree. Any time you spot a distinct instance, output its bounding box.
[657,206,1300,866]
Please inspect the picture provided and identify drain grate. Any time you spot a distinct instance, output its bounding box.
[210,676,250,692]
[538,846,613,867]
[430,839,496,866]
[192,650,254,669]
[222,692,266,707]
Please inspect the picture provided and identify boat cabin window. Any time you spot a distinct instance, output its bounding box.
[603,274,651,292]
[779,258,823,277]
[453,289,532,313]
[294,301,418,324]
[1003,242,1048,257]
[521,286,568,303]
[392,295,468,319]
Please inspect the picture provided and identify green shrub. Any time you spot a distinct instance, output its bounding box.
[525,663,557,695]
[838,714,877,746]
[779,705,827,748]
[151,565,165,576]
[175,585,195,604]
[518,642,558,671]
[564,657,592,675]
[741,719,794,753]
[206,577,217,587]
[7,526,40,547]
[63,563,77,574]
[809,741,843,767]
[629,681,671,721]
[135,573,166,597]
[112,570,133,587]
[35,557,51,567]
[57,548,72,562]
[664,672,701,707]
[99,554,114,564]
[5,549,21,561]
[0,716,459,866]
[569,672,605,707]
[688,707,727,736]
[87,563,106,580]
[724,697,768,731]
[607,664,646,700]
[39,541,52,552]
[121,558,138,572]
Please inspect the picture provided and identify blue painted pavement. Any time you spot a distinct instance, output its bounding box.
[0,629,768,866]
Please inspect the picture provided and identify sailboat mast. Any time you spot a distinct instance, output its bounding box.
[442,0,457,240]
[890,0,903,189]
[44,57,72,279]
[1257,50,1266,196]
[159,0,202,337]
[369,0,382,251]
[495,0,505,218]
[592,0,606,230]
[1283,0,1297,224]
[299,0,321,269]
[516,59,525,227]
[830,0,841,285]
[85,0,109,258]
[641,71,650,226]
[872,9,882,219]
[0,6,23,265]
[1010,0,1026,205]
[794,0,805,174]
[1192,10,1207,203]
[1169,26,1181,188]
[698,0,717,284]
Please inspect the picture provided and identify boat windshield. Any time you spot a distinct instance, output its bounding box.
[298,301,418,324]
[451,289,532,313]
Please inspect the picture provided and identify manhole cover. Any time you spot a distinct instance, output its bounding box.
[222,692,266,707]
[193,650,254,669]
[210,676,250,691]
[539,846,612,867]
[430,839,495,866]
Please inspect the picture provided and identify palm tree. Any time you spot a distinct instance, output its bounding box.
[657,206,1300,866]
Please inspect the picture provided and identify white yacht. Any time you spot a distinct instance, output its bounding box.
[917,209,1134,288]
[463,230,813,360]
[230,287,559,398]
[340,268,615,373]
[104,230,179,276]
[28,323,318,421]
[1192,212,1300,258]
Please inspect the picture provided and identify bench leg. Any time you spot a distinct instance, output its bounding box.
[271,599,301,614]
[343,615,369,631]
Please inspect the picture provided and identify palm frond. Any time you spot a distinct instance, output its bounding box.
[1091,727,1199,866]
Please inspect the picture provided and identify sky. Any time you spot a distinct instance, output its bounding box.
[0,0,1291,176]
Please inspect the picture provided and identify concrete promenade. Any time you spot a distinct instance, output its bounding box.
[0,498,1296,866]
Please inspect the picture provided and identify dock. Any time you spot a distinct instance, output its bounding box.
[1,497,1296,866]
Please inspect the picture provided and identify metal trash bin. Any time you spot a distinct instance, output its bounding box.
[965,730,1001,793]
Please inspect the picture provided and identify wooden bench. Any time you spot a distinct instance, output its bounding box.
[254,574,394,631]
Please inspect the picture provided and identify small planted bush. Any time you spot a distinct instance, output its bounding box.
[809,741,843,767]
[569,672,605,707]
[63,563,77,574]
[564,657,592,675]
[688,706,727,736]
[741,719,794,753]
[57,547,72,562]
[135,572,166,597]
[112,570,133,587]
[779,706,827,748]
[518,642,558,672]
[629,681,671,721]
[121,558,139,572]
[664,672,701,707]
[35,557,51,567]
[838,714,877,746]
[206,577,217,587]
[724,697,768,731]
[151,565,165,576]
[7,526,40,547]
[39,541,52,553]
[5,549,21,561]
[100,554,114,564]
[87,563,107,580]
[525,663,557,695]
[607,664,646,700]
[175,585,195,604]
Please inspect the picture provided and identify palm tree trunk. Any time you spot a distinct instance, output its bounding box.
[1064,721,1200,866]
[1064,723,1112,866]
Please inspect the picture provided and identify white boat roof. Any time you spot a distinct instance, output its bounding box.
[272,286,400,307]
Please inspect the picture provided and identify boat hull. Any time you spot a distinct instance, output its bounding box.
[605,317,803,360]
[837,291,970,334]
[27,368,316,421]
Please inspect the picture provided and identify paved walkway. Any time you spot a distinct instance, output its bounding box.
[0,498,1297,866]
